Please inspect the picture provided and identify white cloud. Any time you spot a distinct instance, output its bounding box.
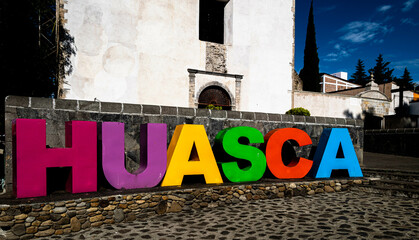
[326,53,338,58]
[392,58,419,71]
[377,5,392,12]
[318,5,337,14]
[324,58,338,62]
[402,0,417,12]
[324,44,354,62]
[401,18,419,26]
[338,21,392,43]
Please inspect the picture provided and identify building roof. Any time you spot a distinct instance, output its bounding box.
[320,73,361,87]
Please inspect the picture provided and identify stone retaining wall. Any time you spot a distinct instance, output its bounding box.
[0,179,369,239]
[4,96,364,193]
[364,129,419,157]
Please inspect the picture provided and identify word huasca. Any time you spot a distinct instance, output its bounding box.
[13,119,363,198]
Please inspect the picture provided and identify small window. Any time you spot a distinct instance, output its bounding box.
[199,0,228,44]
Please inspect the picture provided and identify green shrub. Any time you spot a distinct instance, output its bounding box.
[285,107,310,116]
[205,104,222,110]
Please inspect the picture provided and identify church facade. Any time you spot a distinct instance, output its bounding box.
[61,0,296,114]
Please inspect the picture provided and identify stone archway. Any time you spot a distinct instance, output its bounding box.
[198,85,232,110]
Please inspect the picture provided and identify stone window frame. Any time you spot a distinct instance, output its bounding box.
[188,68,242,111]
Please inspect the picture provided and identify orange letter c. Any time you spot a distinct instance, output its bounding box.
[265,128,313,179]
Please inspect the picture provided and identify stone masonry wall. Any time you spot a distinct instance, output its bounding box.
[2,96,365,239]
[364,129,419,157]
[0,179,370,239]
[4,96,364,193]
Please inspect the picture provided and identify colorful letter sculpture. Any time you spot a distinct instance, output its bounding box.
[161,125,223,186]
[101,122,167,189]
[265,128,313,179]
[12,118,364,198]
[309,128,363,178]
[215,127,266,182]
[13,119,97,198]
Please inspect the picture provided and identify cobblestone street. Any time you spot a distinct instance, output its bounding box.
[40,191,418,240]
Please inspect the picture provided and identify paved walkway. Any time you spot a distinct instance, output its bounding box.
[363,152,419,172]
[39,191,418,240]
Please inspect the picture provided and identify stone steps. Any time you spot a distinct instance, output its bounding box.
[362,169,419,182]
[357,183,419,198]
[377,179,419,189]
[358,169,419,198]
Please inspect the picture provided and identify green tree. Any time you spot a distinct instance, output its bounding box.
[350,59,369,86]
[395,68,414,90]
[0,0,74,134]
[369,54,394,84]
[299,0,320,92]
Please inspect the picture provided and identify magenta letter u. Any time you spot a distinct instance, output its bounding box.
[13,119,97,198]
[101,122,167,189]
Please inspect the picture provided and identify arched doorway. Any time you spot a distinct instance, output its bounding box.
[198,86,232,110]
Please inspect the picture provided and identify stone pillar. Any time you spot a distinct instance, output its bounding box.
[188,70,197,108]
[235,76,242,111]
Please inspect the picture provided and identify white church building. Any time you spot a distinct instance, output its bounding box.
[61,0,296,114]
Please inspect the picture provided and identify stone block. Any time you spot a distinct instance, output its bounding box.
[211,109,227,118]
[324,186,335,193]
[5,116,14,142]
[325,118,336,124]
[113,209,124,223]
[268,114,281,122]
[281,114,293,122]
[227,111,241,119]
[123,103,142,114]
[305,116,316,123]
[35,228,55,237]
[336,118,346,125]
[142,105,160,115]
[315,117,326,124]
[346,119,356,126]
[255,113,268,121]
[196,108,210,117]
[241,112,255,120]
[31,97,53,109]
[12,224,26,236]
[293,115,305,123]
[161,106,177,115]
[178,107,194,116]
[5,95,29,107]
[79,101,99,112]
[54,99,78,110]
[101,102,122,113]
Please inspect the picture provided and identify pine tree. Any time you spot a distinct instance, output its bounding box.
[395,68,414,90]
[370,54,394,84]
[350,59,369,86]
[299,0,320,92]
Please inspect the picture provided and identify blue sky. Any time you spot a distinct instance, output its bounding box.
[295,0,419,84]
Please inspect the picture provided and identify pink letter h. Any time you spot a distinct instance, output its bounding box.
[13,119,97,198]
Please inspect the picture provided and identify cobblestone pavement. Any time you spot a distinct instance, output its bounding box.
[40,191,418,240]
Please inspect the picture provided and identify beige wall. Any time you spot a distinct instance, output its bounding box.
[62,0,295,114]
[293,91,391,119]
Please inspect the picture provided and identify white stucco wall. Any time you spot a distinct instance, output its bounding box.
[294,91,362,119]
[389,83,414,115]
[294,91,391,119]
[62,0,295,114]
[224,0,294,113]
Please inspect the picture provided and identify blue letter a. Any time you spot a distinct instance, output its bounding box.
[309,128,363,178]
